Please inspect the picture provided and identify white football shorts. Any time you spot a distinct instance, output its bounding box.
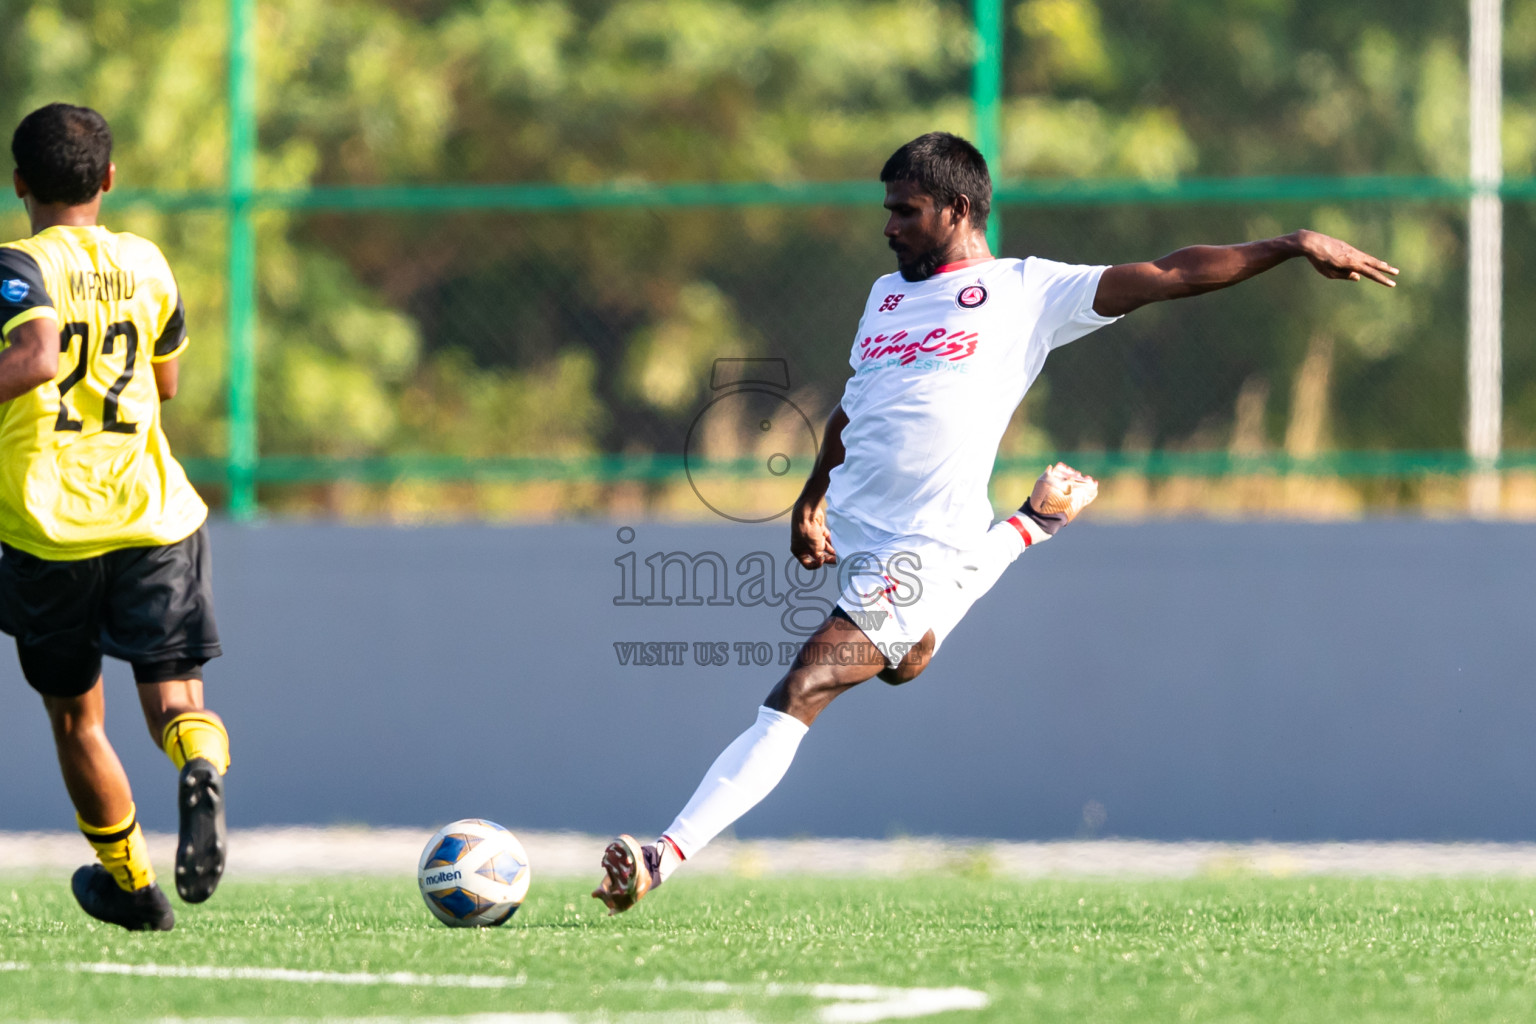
[825,508,1017,669]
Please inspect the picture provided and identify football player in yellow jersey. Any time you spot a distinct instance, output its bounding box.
[0,104,230,931]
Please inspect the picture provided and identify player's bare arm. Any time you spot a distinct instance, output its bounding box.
[0,316,59,403]
[790,404,849,569]
[1093,229,1399,318]
[153,357,179,401]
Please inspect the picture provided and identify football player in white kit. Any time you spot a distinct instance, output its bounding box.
[594,132,1399,913]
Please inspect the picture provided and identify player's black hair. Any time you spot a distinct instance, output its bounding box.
[879,132,991,229]
[11,103,113,206]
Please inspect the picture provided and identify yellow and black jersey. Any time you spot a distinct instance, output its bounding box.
[0,225,206,560]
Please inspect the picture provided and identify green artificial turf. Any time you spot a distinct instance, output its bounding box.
[3,872,1536,1021]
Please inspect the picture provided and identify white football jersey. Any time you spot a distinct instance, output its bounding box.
[825,256,1119,550]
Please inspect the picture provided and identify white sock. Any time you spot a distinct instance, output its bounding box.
[659,706,809,874]
[961,513,1045,598]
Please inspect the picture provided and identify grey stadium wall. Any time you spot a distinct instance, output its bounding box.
[0,520,1532,841]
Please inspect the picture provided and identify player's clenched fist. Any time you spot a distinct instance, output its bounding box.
[790,501,838,568]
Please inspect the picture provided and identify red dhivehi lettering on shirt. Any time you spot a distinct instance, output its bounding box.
[858,328,979,365]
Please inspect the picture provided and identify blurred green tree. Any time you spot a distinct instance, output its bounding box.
[0,0,1530,513]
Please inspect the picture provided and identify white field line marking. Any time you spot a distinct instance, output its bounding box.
[69,962,527,988]
[144,1017,750,1024]
[0,962,988,1022]
[651,981,989,1023]
[156,1018,760,1024]
[150,1018,578,1024]
[145,1019,761,1024]
[813,987,989,1023]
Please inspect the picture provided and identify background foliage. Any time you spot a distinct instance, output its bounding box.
[1,0,1533,516]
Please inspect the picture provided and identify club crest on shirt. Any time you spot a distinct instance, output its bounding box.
[0,279,28,303]
[956,284,987,309]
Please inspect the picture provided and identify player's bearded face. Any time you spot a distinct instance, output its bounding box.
[889,236,946,282]
[884,183,960,282]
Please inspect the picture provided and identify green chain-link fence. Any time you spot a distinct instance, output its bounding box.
[4,0,1533,521]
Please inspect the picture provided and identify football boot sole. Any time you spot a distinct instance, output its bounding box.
[175,757,227,903]
[592,834,654,915]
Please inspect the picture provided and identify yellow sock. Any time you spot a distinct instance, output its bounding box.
[161,712,230,773]
[78,806,155,892]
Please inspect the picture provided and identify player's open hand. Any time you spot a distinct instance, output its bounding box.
[1294,229,1399,287]
[790,500,837,569]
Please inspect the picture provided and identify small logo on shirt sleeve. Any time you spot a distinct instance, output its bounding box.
[878,293,904,312]
[956,284,987,309]
[0,279,29,303]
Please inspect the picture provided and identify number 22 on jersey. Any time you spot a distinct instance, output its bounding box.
[54,320,141,435]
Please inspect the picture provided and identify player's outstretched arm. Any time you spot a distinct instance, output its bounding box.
[790,404,849,569]
[1093,229,1399,318]
[0,317,59,403]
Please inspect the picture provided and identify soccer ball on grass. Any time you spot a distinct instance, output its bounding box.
[417,818,531,926]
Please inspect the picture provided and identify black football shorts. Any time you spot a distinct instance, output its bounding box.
[0,523,222,698]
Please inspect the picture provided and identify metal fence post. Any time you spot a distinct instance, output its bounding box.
[227,0,259,520]
[1467,0,1503,516]
[973,0,1004,253]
